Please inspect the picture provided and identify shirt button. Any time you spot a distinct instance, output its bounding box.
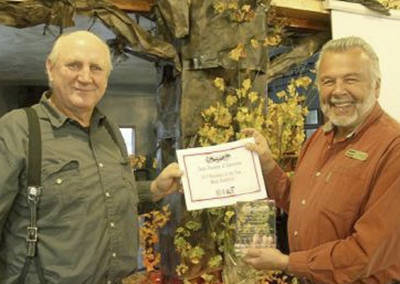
[112,252,117,258]
[105,192,111,198]
[294,231,299,237]
[301,199,306,205]
[315,171,321,177]
[110,222,115,228]
[56,178,63,185]
[99,162,104,168]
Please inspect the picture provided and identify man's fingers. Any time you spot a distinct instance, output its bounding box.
[241,128,255,136]
[242,129,266,146]
[245,142,266,157]
[242,257,256,266]
[245,142,257,151]
[162,163,183,179]
[244,248,261,258]
[242,249,261,268]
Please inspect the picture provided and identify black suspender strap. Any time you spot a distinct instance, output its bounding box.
[24,107,42,257]
[26,107,42,187]
[104,119,129,159]
[18,108,46,284]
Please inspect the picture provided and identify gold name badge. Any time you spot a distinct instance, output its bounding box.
[345,149,368,161]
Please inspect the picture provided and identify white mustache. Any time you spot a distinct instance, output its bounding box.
[330,97,354,104]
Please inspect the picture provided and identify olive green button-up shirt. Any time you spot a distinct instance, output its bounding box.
[0,94,153,284]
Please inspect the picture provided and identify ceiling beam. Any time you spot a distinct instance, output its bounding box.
[109,0,155,12]
[108,0,330,30]
[271,0,331,31]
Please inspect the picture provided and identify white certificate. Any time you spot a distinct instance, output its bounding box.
[176,138,267,211]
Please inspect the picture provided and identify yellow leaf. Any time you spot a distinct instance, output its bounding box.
[239,107,249,113]
[226,95,238,107]
[213,1,226,14]
[236,132,246,140]
[215,106,232,127]
[276,90,286,98]
[235,111,246,123]
[241,4,251,12]
[242,78,251,91]
[227,1,239,9]
[235,88,245,98]
[251,38,260,49]
[264,34,282,47]
[295,76,312,88]
[249,91,259,103]
[287,82,296,96]
[229,43,246,61]
[214,77,225,91]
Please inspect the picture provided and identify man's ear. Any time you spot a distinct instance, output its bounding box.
[46,59,54,82]
[374,78,381,99]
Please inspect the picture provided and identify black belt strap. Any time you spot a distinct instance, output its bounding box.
[18,108,46,284]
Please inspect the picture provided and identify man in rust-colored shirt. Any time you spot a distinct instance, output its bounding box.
[243,37,400,283]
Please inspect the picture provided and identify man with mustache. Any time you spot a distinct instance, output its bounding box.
[243,36,400,283]
[0,31,182,284]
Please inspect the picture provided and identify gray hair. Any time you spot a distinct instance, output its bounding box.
[47,30,113,74]
[315,36,381,83]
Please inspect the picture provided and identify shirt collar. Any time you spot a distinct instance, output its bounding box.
[322,103,383,141]
[39,91,106,128]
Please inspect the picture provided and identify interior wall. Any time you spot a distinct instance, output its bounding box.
[328,1,400,121]
[99,90,158,156]
[0,86,23,116]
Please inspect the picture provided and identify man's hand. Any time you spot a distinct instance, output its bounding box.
[151,162,183,202]
[241,128,276,174]
[242,248,289,271]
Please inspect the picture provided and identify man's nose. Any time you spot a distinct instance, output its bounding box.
[332,80,346,94]
[77,67,92,83]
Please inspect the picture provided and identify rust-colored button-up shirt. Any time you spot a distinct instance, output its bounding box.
[266,104,400,283]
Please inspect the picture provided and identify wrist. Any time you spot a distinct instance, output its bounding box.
[261,157,276,173]
[150,180,162,202]
[280,254,289,271]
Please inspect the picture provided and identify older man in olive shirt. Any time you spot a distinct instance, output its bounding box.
[0,31,182,284]
[243,37,400,283]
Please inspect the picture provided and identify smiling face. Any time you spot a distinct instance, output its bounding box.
[46,32,111,122]
[317,48,380,133]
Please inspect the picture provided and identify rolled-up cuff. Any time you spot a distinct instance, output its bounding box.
[136,180,154,202]
[288,251,310,279]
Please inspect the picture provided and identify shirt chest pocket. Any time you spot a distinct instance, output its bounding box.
[319,166,366,217]
[41,160,87,219]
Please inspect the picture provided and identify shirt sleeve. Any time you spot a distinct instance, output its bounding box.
[136,180,159,214]
[288,140,400,283]
[0,111,27,242]
[264,165,291,212]
[136,180,153,202]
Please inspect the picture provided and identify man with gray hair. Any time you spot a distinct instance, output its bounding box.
[0,30,182,284]
[242,36,400,283]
